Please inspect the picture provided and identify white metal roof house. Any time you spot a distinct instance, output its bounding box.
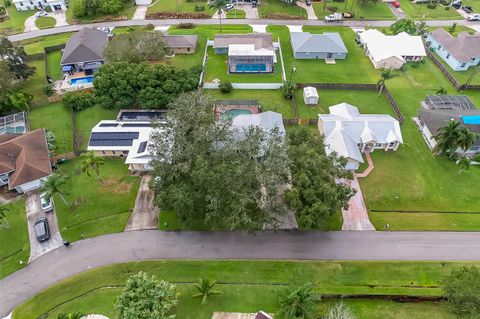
[13,0,66,11]
[318,103,403,170]
[290,32,348,60]
[357,29,426,70]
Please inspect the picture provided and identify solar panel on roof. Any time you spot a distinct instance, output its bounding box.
[99,123,119,127]
[89,139,134,147]
[90,132,139,140]
[122,123,153,128]
[137,141,147,153]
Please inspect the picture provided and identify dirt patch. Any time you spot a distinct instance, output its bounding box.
[146,12,211,19]
[100,178,132,194]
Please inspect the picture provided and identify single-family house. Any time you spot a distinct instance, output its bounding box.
[357,29,426,70]
[290,32,348,60]
[231,111,286,140]
[0,129,52,193]
[417,95,480,155]
[87,110,167,173]
[13,0,66,11]
[212,311,273,319]
[60,28,109,75]
[164,35,198,54]
[318,103,403,170]
[426,28,480,71]
[213,33,276,74]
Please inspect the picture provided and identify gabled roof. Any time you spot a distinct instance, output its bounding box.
[163,35,198,48]
[232,111,286,137]
[430,28,480,63]
[0,129,52,189]
[290,32,348,54]
[61,28,108,65]
[214,33,274,50]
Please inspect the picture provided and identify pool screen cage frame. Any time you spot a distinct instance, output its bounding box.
[0,112,29,134]
[423,95,478,111]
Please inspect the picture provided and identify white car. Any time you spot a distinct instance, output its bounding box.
[40,193,54,213]
[225,3,234,11]
[467,13,480,21]
[35,11,48,18]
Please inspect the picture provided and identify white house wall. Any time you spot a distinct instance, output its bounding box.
[426,34,480,71]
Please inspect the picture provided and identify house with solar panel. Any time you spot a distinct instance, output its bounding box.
[87,110,167,173]
[417,95,480,155]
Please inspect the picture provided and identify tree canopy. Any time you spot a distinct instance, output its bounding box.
[104,31,170,63]
[93,62,201,109]
[277,282,317,319]
[285,127,355,229]
[390,19,417,35]
[151,91,290,230]
[0,37,34,80]
[72,0,129,18]
[443,266,480,318]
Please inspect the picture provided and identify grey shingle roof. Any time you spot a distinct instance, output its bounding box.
[61,28,108,65]
[290,32,348,54]
[214,33,274,50]
[163,35,198,48]
[430,28,480,63]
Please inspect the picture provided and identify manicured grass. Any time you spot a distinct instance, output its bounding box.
[29,102,74,154]
[462,0,480,11]
[208,89,294,117]
[314,0,396,20]
[399,0,462,19]
[430,50,480,86]
[54,158,140,242]
[67,0,136,23]
[258,0,307,19]
[46,50,63,81]
[21,32,72,55]
[205,47,283,83]
[227,9,246,19]
[14,260,480,318]
[147,0,213,15]
[0,200,29,279]
[75,105,119,151]
[34,16,56,29]
[267,25,379,84]
[23,58,49,106]
[0,5,32,35]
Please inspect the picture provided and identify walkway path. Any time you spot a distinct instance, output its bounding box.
[356,152,374,178]
[49,10,69,27]
[124,175,159,231]
[296,1,318,20]
[2,230,480,316]
[341,176,375,231]
[132,5,148,20]
[23,14,38,33]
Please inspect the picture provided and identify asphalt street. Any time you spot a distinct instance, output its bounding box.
[1,230,480,316]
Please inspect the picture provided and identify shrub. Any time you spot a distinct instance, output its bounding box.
[474,154,480,162]
[0,6,6,15]
[44,5,52,12]
[177,22,196,29]
[4,0,11,7]
[326,6,338,12]
[282,81,295,100]
[44,84,54,96]
[194,4,205,11]
[219,80,233,93]
[427,3,437,9]
[444,6,450,10]
[63,91,96,112]
[411,61,421,68]
[146,23,155,30]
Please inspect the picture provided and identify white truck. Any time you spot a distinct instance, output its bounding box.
[467,13,480,21]
[325,12,343,22]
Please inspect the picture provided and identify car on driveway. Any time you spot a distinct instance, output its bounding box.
[225,3,234,11]
[392,1,400,8]
[34,218,51,242]
[467,13,480,21]
[35,11,48,18]
[40,193,54,213]
[462,5,473,13]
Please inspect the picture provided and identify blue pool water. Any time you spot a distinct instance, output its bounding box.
[70,76,94,85]
[235,64,267,73]
[462,115,480,125]
[221,109,253,120]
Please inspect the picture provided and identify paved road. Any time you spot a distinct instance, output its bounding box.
[2,230,480,316]
[7,18,479,42]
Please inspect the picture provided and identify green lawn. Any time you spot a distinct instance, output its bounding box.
[23,58,49,106]
[0,200,29,279]
[314,0,396,20]
[14,260,480,319]
[75,105,119,151]
[0,5,32,36]
[53,158,140,242]
[67,0,136,23]
[21,33,72,55]
[46,50,63,81]
[227,9,246,19]
[34,16,56,29]
[267,25,379,84]
[399,0,462,19]
[147,0,213,15]
[29,102,74,154]
[462,0,480,11]
[258,0,307,19]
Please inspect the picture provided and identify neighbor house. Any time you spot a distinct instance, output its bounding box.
[290,32,348,60]
[213,33,276,74]
[13,0,66,11]
[318,103,403,170]
[60,28,109,75]
[357,29,426,69]
[87,110,167,173]
[426,28,480,71]
[212,311,273,319]
[231,111,286,140]
[417,95,480,155]
[0,129,52,193]
[164,35,198,54]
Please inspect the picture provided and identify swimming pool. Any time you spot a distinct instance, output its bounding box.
[221,108,253,120]
[462,115,480,125]
[70,76,94,86]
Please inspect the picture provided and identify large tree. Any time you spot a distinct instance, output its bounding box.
[116,272,178,319]
[277,283,317,319]
[104,31,169,63]
[151,91,290,230]
[443,266,480,318]
[286,127,355,229]
[433,120,461,156]
[209,0,229,32]
[0,37,34,80]
[0,61,33,116]
[81,151,105,183]
[41,174,69,205]
[390,19,417,35]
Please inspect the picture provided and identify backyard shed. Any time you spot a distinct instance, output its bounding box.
[303,86,319,105]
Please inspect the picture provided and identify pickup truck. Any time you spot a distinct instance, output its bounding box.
[467,13,480,21]
[325,12,343,22]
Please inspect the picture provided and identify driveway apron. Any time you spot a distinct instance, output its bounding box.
[125,175,159,231]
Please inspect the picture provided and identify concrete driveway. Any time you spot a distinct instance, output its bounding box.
[48,10,68,27]
[133,5,148,20]
[23,14,39,33]
[341,176,375,231]
[25,191,63,262]
[236,3,259,19]
[125,175,159,231]
[296,1,317,20]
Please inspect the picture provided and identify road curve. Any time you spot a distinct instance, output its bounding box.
[7,18,479,42]
[2,230,480,316]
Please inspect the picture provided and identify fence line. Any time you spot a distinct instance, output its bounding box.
[204,82,283,89]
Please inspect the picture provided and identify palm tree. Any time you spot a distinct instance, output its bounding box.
[433,120,461,156]
[415,21,428,36]
[326,302,356,319]
[57,313,84,319]
[435,87,447,95]
[209,0,229,32]
[41,174,69,205]
[277,283,317,319]
[192,278,222,304]
[456,126,478,153]
[377,68,396,95]
[81,151,105,184]
[457,156,471,174]
[448,22,457,35]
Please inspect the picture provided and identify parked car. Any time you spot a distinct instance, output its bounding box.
[467,13,480,21]
[392,1,400,8]
[305,0,312,6]
[462,5,473,13]
[35,11,47,18]
[34,218,51,242]
[40,193,54,213]
[225,3,234,11]
[252,2,257,7]
[325,12,343,22]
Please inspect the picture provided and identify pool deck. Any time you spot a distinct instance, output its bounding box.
[214,101,260,119]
